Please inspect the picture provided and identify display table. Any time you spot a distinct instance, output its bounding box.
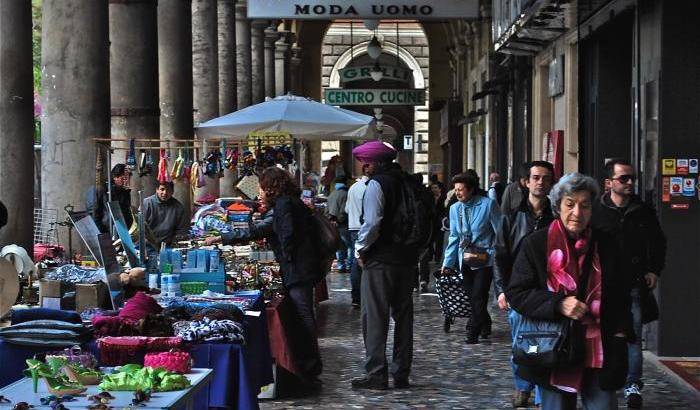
[0,368,212,409]
[265,295,305,378]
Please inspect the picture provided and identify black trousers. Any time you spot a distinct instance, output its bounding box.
[462,266,493,339]
[287,284,322,379]
[361,260,414,382]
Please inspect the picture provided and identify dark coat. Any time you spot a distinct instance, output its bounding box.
[493,198,555,295]
[505,228,633,391]
[88,183,133,233]
[591,193,666,284]
[270,195,323,288]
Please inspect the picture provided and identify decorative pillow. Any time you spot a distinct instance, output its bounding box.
[11,308,81,325]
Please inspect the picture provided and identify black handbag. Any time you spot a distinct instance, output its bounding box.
[513,242,594,369]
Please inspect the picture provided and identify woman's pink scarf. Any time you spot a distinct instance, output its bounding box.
[547,219,604,393]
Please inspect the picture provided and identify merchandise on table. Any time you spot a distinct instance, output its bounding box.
[98,364,191,392]
[143,351,192,374]
[24,358,89,396]
[0,319,91,348]
[173,317,246,344]
[44,264,106,284]
[97,336,183,366]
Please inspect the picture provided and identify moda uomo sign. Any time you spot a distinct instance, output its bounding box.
[324,89,426,106]
[248,0,479,19]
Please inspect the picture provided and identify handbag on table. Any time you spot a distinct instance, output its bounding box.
[512,243,594,369]
[144,350,192,374]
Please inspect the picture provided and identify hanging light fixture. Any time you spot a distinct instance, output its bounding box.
[363,19,379,30]
[370,60,383,81]
[367,35,382,59]
[373,107,383,119]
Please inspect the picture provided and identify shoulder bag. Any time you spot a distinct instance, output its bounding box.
[512,241,594,369]
[459,205,490,269]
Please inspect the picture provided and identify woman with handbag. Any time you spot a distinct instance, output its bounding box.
[506,173,633,409]
[441,172,502,344]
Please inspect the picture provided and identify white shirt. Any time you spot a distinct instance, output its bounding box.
[345,176,369,231]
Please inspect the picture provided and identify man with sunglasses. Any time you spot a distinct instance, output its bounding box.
[592,158,666,409]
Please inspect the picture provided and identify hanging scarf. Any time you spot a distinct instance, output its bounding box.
[547,219,604,393]
[157,149,169,184]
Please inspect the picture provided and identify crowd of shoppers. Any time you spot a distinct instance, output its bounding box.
[197,142,665,409]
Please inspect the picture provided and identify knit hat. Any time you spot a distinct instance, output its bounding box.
[352,140,397,163]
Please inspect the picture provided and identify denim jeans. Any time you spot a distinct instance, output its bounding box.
[540,369,618,410]
[509,310,535,392]
[626,286,643,388]
[349,230,361,304]
[336,225,351,270]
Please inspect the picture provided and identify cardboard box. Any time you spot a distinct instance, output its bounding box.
[39,279,62,309]
[75,282,111,313]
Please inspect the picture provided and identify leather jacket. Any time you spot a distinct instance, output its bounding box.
[493,197,555,295]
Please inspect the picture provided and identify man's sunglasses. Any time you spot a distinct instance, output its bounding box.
[613,174,635,183]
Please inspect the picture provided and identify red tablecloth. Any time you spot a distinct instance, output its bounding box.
[266,295,303,377]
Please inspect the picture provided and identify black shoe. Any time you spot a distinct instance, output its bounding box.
[393,378,410,389]
[351,377,388,390]
[419,281,428,292]
[624,383,643,408]
[465,336,480,344]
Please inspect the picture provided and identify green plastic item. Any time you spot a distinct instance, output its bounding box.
[98,364,190,392]
[180,282,207,295]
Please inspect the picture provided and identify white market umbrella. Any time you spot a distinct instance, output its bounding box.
[196,94,375,140]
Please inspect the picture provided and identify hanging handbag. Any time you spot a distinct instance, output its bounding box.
[512,242,594,369]
[459,205,490,269]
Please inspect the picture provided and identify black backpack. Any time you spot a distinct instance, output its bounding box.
[391,172,434,250]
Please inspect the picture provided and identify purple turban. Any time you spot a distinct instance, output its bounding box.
[352,140,397,163]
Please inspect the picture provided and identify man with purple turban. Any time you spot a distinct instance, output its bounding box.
[351,140,417,391]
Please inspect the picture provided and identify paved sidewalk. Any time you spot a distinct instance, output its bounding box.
[261,272,699,409]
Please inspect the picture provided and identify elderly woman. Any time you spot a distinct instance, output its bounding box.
[442,172,502,344]
[506,173,632,409]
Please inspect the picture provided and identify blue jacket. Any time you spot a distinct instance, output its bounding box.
[442,195,502,270]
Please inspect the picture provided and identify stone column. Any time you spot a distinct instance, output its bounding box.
[289,44,302,95]
[218,0,237,197]
[263,26,278,98]
[110,0,160,203]
[235,1,251,108]
[218,0,236,115]
[192,0,220,198]
[158,0,193,213]
[250,20,267,104]
[274,33,290,96]
[0,0,35,251]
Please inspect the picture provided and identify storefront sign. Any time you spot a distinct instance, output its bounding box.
[677,159,689,175]
[670,177,683,196]
[683,178,696,197]
[662,158,676,175]
[690,158,699,173]
[403,135,413,150]
[324,88,426,105]
[339,65,412,83]
[248,0,479,19]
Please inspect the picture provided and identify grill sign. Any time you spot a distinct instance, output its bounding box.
[248,0,479,19]
[339,65,412,83]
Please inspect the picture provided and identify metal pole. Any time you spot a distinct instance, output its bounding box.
[106,146,114,238]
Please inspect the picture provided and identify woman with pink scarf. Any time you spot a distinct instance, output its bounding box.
[506,173,633,409]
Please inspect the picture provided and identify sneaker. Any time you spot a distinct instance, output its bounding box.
[512,390,531,408]
[420,281,428,292]
[624,383,643,408]
[351,376,388,390]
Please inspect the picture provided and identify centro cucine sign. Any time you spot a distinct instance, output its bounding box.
[247,0,479,19]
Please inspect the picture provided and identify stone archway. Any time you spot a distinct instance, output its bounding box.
[328,41,426,89]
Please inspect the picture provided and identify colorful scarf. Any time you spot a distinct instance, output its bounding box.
[547,219,604,393]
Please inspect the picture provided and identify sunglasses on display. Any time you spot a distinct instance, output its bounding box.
[613,174,635,183]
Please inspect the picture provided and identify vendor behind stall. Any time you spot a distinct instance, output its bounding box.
[88,163,134,233]
[142,182,190,247]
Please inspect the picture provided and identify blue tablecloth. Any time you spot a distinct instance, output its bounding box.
[0,291,273,410]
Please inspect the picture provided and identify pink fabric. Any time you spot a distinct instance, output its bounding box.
[352,140,397,163]
[118,291,163,322]
[144,351,192,374]
[546,219,604,393]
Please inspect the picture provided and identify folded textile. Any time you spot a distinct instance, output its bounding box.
[97,336,184,366]
[1,315,90,348]
[173,317,245,344]
[164,300,245,321]
[11,308,82,325]
[45,264,106,284]
[99,364,191,392]
[119,291,163,322]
